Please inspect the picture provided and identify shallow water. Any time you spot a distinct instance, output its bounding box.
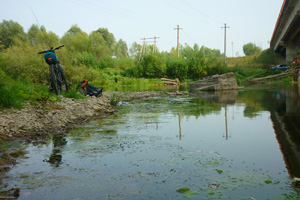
[2,85,300,199]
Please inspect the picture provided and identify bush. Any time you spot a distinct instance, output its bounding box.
[166,57,188,81]
[98,56,116,69]
[186,57,207,80]
[205,60,227,76]
[0,81,22,108]
[73,51,97,68]
[63,87,86,99]
[137,53,166,78]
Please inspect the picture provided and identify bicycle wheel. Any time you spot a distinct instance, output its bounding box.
[59,71,68,92]
[49,64,60,95]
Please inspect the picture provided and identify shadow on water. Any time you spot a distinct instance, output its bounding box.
[2,84,300,199]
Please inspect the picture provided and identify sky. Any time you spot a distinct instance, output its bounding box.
[0,0,284,56]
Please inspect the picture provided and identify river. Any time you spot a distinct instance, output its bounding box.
[1,85,300,199]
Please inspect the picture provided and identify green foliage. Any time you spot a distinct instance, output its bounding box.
[61,25,90,54]
[205,60,227,76]
[63,87,86,99]
[176,187,190,193]
[254,48,282,68]
[1,21,286,109]
[109,93,120,106]
[0,80,23,108]
[0,20,28,50]
[166,57,188,81]
[73,51,97,67]
[243,42,262,56]
[95,28,116,54]
[166,56,188,81]
[137,53,166,78]
[0,72,52,108]
[114,39,128,58]
[98,56,116,69]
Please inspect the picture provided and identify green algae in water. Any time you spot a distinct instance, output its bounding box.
[184,191,199,198]
[208,190,215,195]
[209,160,221,166]
[176,187,190,193]
[216,169,223,174]
[265,179,272,184]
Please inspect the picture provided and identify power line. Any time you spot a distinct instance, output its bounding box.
[180,0,223,25]
[231,42,234,57]
[140,36,160,55]
[29,6,50,47]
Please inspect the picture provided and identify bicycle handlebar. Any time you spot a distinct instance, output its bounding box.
[54,45,64,50]
[38,45,64,54]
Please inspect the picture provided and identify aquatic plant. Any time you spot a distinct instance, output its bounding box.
[109,93,120,106]
[176,187,190,193]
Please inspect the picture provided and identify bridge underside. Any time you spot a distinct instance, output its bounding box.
[271,0,300,63]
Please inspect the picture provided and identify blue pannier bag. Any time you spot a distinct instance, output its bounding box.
[44,52,59,64]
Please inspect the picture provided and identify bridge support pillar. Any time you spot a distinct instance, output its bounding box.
[286,41,300,63]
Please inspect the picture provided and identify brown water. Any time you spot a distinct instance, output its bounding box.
[1,85,300,199]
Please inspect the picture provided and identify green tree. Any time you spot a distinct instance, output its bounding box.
[27,24,40,45]
[114,39,128,58]
[27,25,59,47]
[89,31,110,59]
[129,42,142,58]
[137,53,166,78]
[95,28,116,55]
[254,48,282,68]
[61,25,89,53]
[166,57,188,81]
[0,20,28,50]
[243,43,262,56]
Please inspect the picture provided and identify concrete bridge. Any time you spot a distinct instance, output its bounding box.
[270,0,300,63]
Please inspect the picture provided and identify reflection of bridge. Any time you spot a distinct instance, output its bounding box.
[269,86,300,179]
[271,111,300,179]
[270,0,300,63]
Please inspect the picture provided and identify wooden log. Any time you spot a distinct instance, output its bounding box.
[246,69,295,83]
[162,81,178,85]
[161,78,178,82]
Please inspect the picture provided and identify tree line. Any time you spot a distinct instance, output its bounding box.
[0,19,278,86]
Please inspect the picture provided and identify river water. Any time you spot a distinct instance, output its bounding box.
[2,85,300,199]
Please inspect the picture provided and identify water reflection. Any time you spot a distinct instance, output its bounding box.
[43,133,67,167]
[4,85,300,199]
[191,90,238,105]
[195,86,300,183]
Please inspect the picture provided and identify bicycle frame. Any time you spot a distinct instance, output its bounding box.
[38,45,68,94]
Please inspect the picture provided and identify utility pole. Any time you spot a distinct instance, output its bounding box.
[139,37,146,59]
[140,37,160,54]
[174,25,182,57]
[231,42,234,57]
[153,36,160,53]
[221,23,230,62]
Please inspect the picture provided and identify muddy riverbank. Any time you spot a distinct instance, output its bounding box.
[0,91,188,142]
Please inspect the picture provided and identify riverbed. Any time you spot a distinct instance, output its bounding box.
[1,85,300,199]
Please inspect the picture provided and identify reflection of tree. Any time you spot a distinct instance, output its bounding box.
[170,98,222,118]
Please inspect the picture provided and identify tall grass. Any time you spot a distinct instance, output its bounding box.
[62,87,86,99]
[0,81,23,108]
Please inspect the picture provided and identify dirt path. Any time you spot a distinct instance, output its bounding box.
[0,91,188,142]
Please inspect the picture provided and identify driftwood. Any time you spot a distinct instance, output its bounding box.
[244,69,298,84]
[161,78,179,85]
